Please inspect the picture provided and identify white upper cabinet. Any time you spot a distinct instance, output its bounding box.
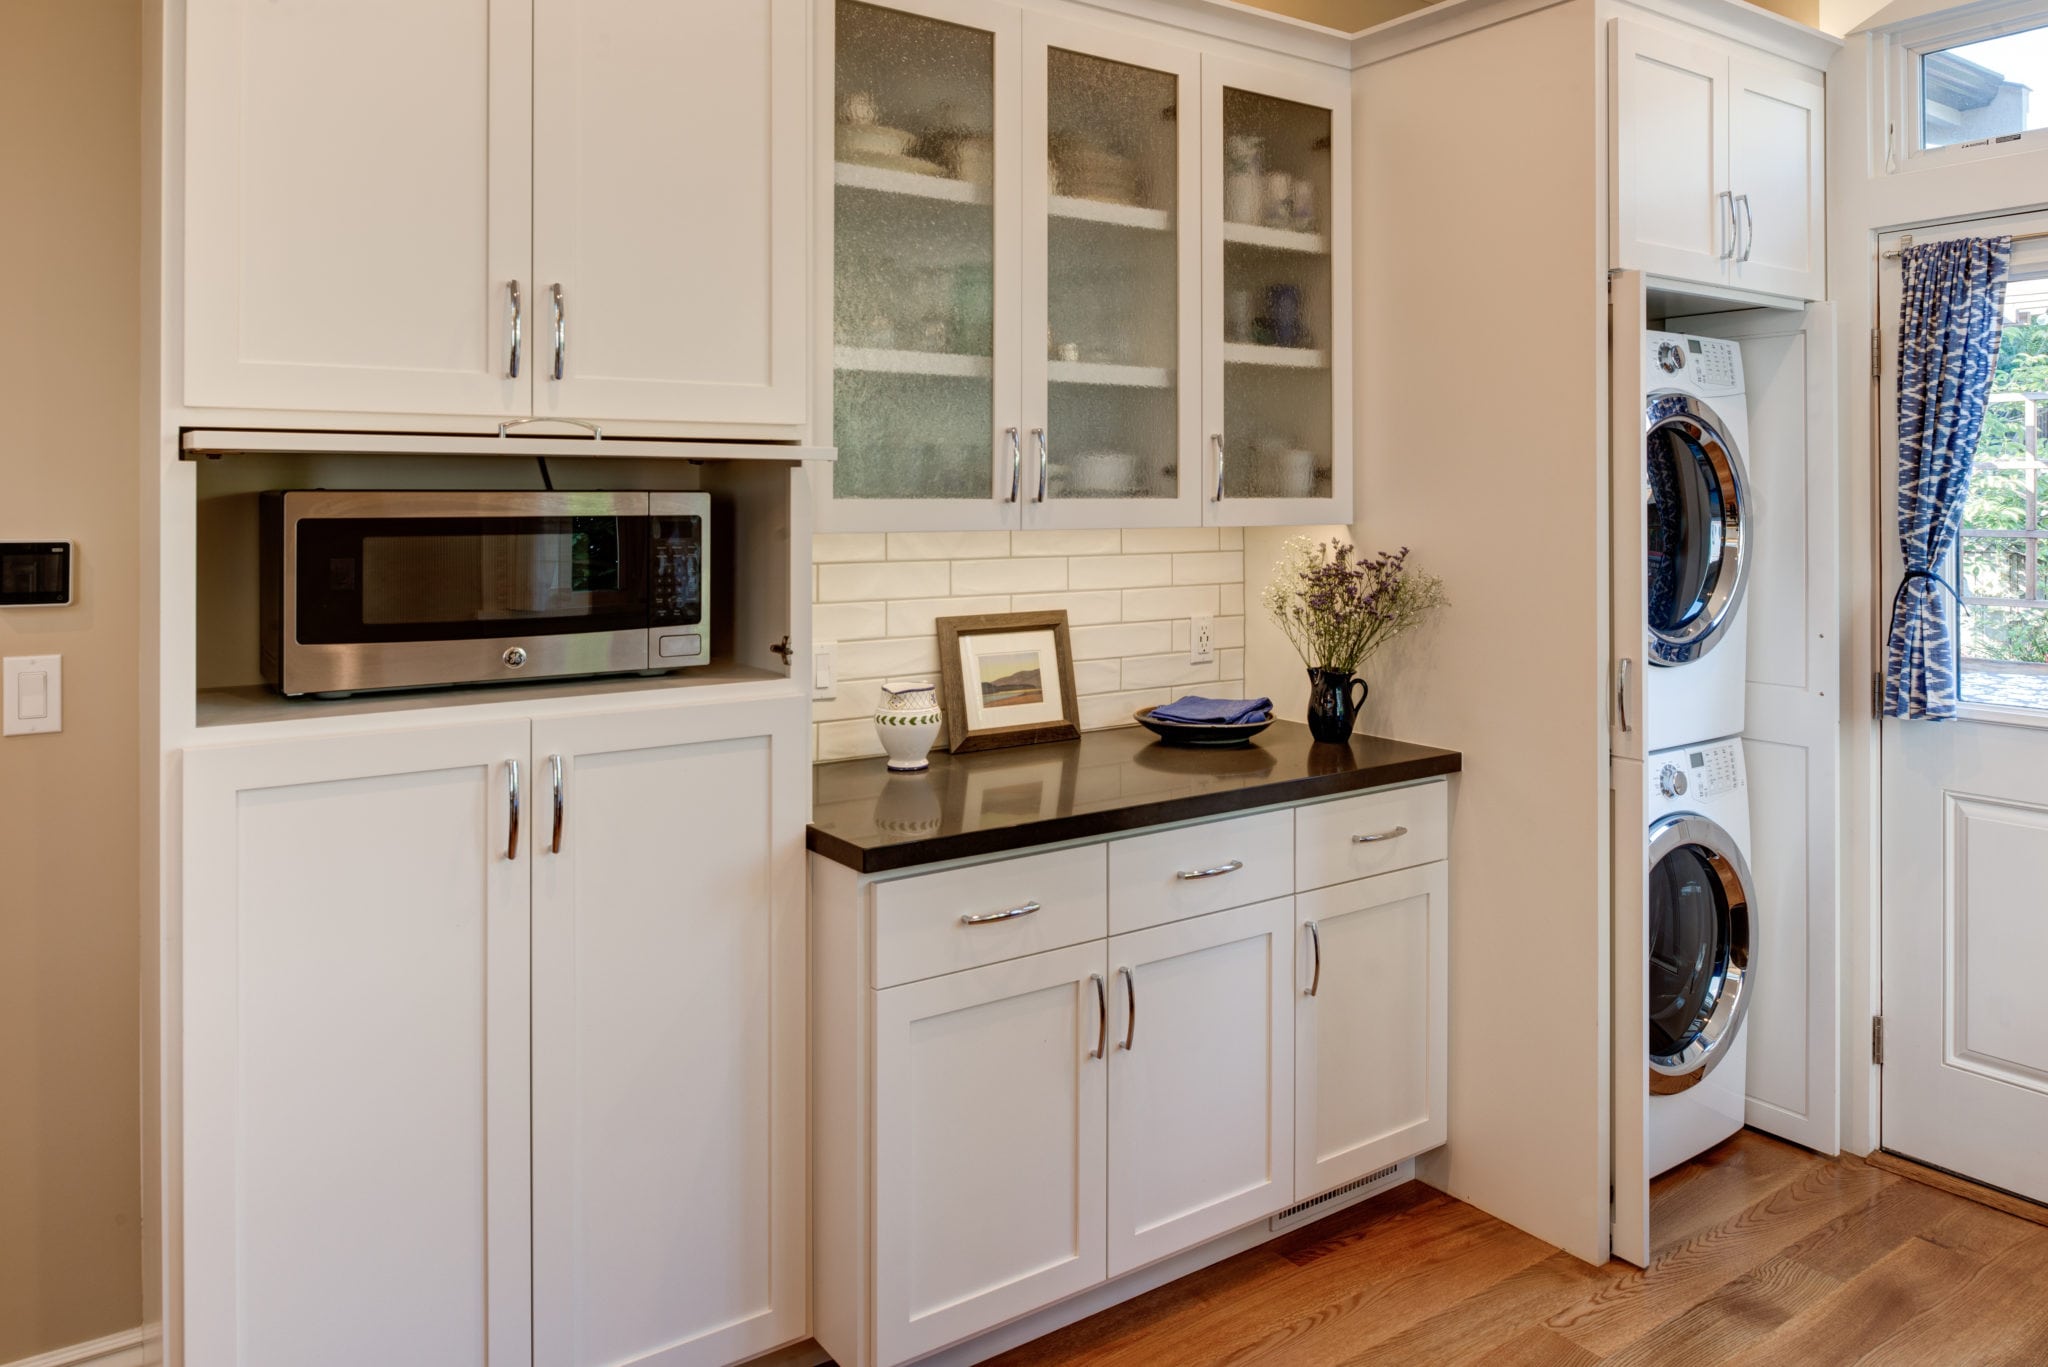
[184,0,534,418]
[533,0,810,426]
[1609,19,1825,301]
[183,0,810,430]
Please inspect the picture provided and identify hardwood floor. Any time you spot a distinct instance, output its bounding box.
[982,1132,2048,1367]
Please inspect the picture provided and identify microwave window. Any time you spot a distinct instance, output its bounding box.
[295,515,653,644]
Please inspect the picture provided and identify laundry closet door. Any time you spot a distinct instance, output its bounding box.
[532,0,811,427]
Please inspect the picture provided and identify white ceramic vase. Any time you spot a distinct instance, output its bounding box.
[874,681,942,772]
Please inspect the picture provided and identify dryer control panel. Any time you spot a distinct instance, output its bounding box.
[1652,739,1744,810]
[1644,330,1744,397]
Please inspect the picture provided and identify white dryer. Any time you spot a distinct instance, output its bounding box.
[1642,330,1752,752]
[1644,736,1756,1176]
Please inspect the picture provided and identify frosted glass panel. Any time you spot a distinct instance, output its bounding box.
[1044,48,1178,501]
[1220,87,1332,501]
[834,1,997,501]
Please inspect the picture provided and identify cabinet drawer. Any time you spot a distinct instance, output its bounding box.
[1108,810,1293,934]
[872,845,1107,989]
[1295,782,1447,891]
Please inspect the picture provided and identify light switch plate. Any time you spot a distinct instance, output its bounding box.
[813,641,838,700]
[4,654,62,735]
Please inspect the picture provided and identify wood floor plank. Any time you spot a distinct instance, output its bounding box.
[1776,1164,1968,1280]
[1644,1130,1833,1254]
[1469,1324,1601,1367]
[1869,1151,2048,1230]
[1544,1155,1892,1357]
[1596,1252,1842,1367]
[1338,1252,1617,1367]
[1853,1228,2048,1367]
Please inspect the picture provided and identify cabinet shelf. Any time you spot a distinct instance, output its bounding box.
[1222,221,1329,255]
[1049,196,1172,232]
[834,160,992,207]
[835,347,994,378]
[1222,343,1329,370]
[1048,360,1173,388]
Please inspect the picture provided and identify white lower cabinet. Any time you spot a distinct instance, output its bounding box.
[872,943,1109,1367]
[183,697,808,1367]
[1294,863,1449,1200]
[1107,899,1295,1274]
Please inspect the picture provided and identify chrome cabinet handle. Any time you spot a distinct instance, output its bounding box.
[1090,973,1108,1060]
[549,283,566,380]
[1736,194,1754,262]
[507,280,523,378]
[1211,433,1225,502]
[960,901,1040,926]
[1351,826,1408,844]
[505,759,521,861]
[1304,921,1321,997]
[1118,966,1136,1051]
[1718,192,1736,260]
[1033,427,1049,503]
[1175,859,1243,881]
[549,753,564,855]
[1617,656,1633,734]
[1005,426,1021,502]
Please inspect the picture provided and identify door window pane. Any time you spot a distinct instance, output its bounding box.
[1922,25,2048,149]
[1959,277,2048,705]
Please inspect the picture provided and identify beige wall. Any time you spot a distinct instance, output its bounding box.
[0,1,144,1360]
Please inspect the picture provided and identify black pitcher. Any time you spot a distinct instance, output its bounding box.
[1306,668,1367,744]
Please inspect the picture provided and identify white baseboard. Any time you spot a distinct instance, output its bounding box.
[1,1327,158,1367]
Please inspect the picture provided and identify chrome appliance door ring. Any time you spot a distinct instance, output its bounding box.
[1645,812,1755,1094]
[1644,392,1750,665]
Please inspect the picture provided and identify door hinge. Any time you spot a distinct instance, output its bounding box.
[1870,327,1881,379]
[1872,1015,1885,1066]
[1872,671,1883,714]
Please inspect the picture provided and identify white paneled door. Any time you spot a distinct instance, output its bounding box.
[1725,57,1825,301]
[1880,222,2048,1206]
[531,699,808,1367]
[182,720,533,1367]
[1609,20,1728,291]
[1107,898,1294,1274]
[533,0,810,425]
[872,943,1109,1367]
[184,0,533,416]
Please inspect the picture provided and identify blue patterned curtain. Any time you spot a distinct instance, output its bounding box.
[1884,236,2013,719]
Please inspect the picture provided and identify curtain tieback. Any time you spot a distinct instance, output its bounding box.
[1886,566,1963,644]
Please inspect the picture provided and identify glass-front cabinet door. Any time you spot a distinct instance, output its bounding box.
[1202,56,1351,527]
[826,0,1020,530]
[1020,17,1201,529]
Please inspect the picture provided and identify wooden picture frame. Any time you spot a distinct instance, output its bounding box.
[934,610,1082,754]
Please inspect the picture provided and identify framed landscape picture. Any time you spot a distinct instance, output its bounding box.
[934,610,1082,754]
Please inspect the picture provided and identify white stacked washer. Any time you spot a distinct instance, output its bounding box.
[1643,736,1758,1175]
[1641,330,1752,753]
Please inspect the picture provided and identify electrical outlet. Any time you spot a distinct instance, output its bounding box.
[1189,614,1215,665]
[813,641,837,700]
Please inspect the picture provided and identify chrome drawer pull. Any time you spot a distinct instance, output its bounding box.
[1351,826,1409,844]
[960,901,1040,926]
[1090,973,1108,1060]
[1305,921,1321,997]
[1175,859,1243,881]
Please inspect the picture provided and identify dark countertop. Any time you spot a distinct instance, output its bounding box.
[808,721,1461,874]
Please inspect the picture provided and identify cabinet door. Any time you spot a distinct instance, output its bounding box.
[1201,54,1353,528]
[531,698,808,1367]
[873,942,1109,1366]
[1294,864,1448,1201]
[1727,56,1825,301]
[820,0,1023,531]
[182,720,533,1367]
[533,0,811,427]
[1107,898,1294,1274]
[1610,19,1730,288]
[1019,14,1201,529]
[184,0,532,417]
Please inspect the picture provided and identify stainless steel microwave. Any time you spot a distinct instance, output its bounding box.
[260,490,710,697]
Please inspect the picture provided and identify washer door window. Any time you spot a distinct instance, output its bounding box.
[1646,813,1754,1094]
[1645,393,1749,664]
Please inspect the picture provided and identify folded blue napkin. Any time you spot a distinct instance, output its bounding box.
[1148,696,1273,725]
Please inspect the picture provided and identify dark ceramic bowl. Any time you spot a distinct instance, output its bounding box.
[1132,707,1273,747]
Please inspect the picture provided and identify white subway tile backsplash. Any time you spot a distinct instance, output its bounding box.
[887,531,1012,561]
[1079,688,1170,730]
[1171,551,1244,585]
[1218,528,1244,550]
[816,718,888,762]
[885,595,1011,639]
[1120,585,1220,621]
[812,679,885,723]
[1121,652,1221,690]
[952,557,1068,595]
[1010,590,1125,625]
[1068,554,1173,590]
[817,560,953,603]
[1070,621,1173,660]
[836,636,941,680]
[814,532,889,563]
[1120,528,1220,554]
[1072,658,1123,695]
[1010,529,1122,557]
[1220,582,1245,615]
[813,601,889,642]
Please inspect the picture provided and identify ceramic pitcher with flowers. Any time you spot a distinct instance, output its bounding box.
[1263,540,1446,744]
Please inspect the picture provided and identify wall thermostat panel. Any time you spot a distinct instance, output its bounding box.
[0,542,72,606]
